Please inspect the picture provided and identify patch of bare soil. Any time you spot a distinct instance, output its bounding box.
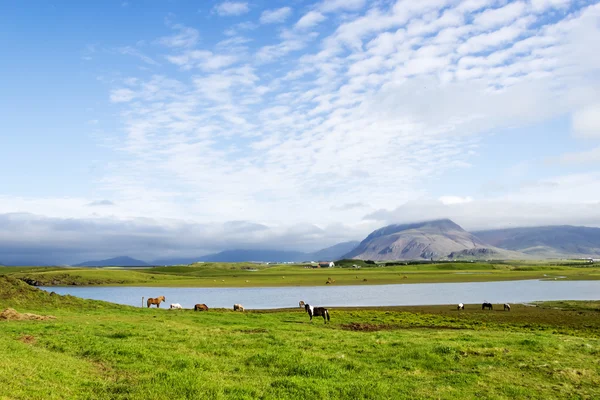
[19,334,36,344]
[0,308,56,321]
[341,322,393,332]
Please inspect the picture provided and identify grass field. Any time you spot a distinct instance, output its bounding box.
[1,276,599,399]
[2,261,600,288]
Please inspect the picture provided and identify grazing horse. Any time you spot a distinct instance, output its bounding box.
[482,302,493,310]
[457,303,464,310]
[194,304,209,311]
[304,303,330,324]
[299,300,305,308]
[233,304,245,311]
[504,303,511,311]
[147,296,166,308]
[169,303,183,310]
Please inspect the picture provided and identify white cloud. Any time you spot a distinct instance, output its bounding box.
[109,88,135,103]
[473,2,527,29]
[554,147,600,164]
[157,24,199,48]
[166,50,239,70]
[260,7,292,24]
[118,46,160,66]
[530,0,572,13]
[439,196,474,205]
[320,0,366,13]
[295,11,326,30]
[214,2,249,17]
[572,103,600,138]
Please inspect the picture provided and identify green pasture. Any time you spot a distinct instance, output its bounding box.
[2,261,600,287]
[0,276,599,399]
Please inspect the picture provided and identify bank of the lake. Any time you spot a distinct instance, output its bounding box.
[41,279,600,309]
[5,262,600,288]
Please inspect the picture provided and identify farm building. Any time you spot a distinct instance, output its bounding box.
[318,261,335,268]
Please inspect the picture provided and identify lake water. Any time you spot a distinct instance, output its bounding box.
[41,279,600,309]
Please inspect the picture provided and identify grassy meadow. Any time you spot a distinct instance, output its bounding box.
[1,276,600,399]
[2,260,600,288]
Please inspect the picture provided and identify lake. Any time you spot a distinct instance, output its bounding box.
[41,279,600,309]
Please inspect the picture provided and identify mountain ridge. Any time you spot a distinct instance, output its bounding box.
[344,219,524,261]
[474,225,600,259]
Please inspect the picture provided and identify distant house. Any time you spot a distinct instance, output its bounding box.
[318,261,335,268]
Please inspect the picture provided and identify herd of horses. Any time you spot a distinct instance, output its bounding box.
[143,296,510,324]
[458,302,511,311]
[142,296,330,323]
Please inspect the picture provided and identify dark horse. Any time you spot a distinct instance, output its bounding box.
[482,302,493,310]
[304,304,330,324]
[194,304,209,311]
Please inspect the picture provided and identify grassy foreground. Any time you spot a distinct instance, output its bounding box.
[3,261,600,287]
[1,277,599,399]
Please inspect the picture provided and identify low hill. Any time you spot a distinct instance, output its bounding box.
[344,219,523,261]
[0,275,122,309]
[74,256,149,267]
[308,241,360,261]
[474,225,600,258]
[196,249,307,263]
[152,241,360,264]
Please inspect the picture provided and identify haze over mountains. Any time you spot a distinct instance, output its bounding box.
[74,241,360,266]
[474,226,600,259]
[7,220,600,266]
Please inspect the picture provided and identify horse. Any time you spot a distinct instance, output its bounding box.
[147,296,166,308]
[304,303,330,324]
[504,303,511,311]
[194,304,209,311]
[233,304,245,311]
[457,303,464,310]
[482,302,493,310]
[169,303,183,310]
[299,300,305,308]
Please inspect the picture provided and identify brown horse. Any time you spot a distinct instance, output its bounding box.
[147,296,166,308]
[299,300,305,308]
[194,304,209,311]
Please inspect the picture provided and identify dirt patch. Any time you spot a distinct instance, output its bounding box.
[0,308,56,321]
[341,322,393,332]
[19,334,36,344]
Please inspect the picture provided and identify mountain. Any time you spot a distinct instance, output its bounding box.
[474,225,600,258]
[343,219,523,261]
[152,256,204,266]
[309,241,360,261]
[152,242,361,264]
[196,249,308,263]
[75,256,150,267]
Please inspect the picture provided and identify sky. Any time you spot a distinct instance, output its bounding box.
[1,0,600,264]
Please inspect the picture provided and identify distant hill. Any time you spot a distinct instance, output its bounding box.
[309,241,360,261]
[153,242,361,264]
[152,257,204,266]
[196,249,307,263]
[474,225,600,258]
[344,219,524,261]
[75,256,149,267]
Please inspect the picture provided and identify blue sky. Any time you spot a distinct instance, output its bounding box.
[1,0,600,263]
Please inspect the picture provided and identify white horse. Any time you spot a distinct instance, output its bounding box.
[457,303,464,310]
[169,303,183,310]
[233,304,245,311]
[503,303,511,311]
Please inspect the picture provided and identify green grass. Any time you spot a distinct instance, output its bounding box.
[3,262,600,288]
[1,276,600,399]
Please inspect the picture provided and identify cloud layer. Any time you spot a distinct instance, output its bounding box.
[4,0,600,262]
